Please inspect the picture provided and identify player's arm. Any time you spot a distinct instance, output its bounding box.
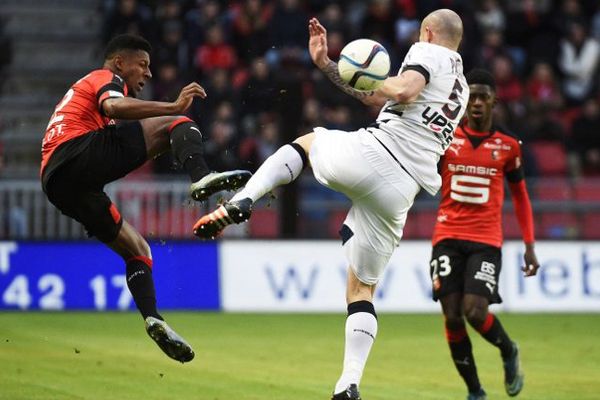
[102,82,207,119]
[376,70,427,105]
[308,18,387,107]
[506,160,540,277]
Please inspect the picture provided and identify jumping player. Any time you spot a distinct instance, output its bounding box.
[41,34,251,363]
[194,10,468,399]
[430,69,540,400]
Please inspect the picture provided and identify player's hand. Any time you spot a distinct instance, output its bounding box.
[522,243,540,277]
[173,82,207,113]
[308,17,331,70]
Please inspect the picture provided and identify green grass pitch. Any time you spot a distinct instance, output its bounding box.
[0,313,598,400]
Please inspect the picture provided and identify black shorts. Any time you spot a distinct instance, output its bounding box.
[430,239,503,304]
[42,122,146,242]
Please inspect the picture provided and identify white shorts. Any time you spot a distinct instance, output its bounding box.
[309,127,421,285]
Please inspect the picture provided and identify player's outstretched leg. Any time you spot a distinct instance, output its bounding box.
[168,117,251,201]
[193,197,253,239]
[192,142,307,238]
[145,316,195,363]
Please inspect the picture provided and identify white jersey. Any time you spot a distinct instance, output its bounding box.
[370,41,468,195]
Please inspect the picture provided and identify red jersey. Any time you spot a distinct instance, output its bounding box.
[432,124,524,248]
[40,69,128,175]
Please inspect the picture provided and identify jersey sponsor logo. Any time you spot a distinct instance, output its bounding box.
[483,142,512,151]
[474,261,497,293]
[447,163,498,176]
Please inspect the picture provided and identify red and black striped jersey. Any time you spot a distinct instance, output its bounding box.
[41,69,128,174]
[432,124,525,248]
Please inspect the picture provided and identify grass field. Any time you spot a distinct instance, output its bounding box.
[0,313,598,400]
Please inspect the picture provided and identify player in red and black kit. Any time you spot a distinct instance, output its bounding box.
[41,34,251,363]
[430,69,540,400]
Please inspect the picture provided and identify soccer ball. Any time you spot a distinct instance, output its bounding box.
[338,39,390,91]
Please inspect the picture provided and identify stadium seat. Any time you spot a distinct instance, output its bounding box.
[502,211,522,240]
[537,212,578,239]
[533,178,573,200]
[574,179,600,201]
[413,210,438,239]
[248,208,279,238]
[328,210,348,239]
[580,212,600,239]
[529,141,568,176]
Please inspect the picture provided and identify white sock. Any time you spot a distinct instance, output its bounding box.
[334,312,378,394]
[231,144,305,203]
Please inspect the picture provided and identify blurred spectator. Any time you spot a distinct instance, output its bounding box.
[154,20,189,74]
[558,22,600,105]
[569,98,600,175]
[239,57,275,119]
[265,0,310,67]
[475,0,505,33]
[194,24,238,76]
[360,0,396,48]
[152,62,185,102]
[231,0,273,62]
[526,62,562,107]
[491,55,524,105]
[194,68,237,131]
[204,102,240,172]
[103,0,155,44]
[185,0,226,51]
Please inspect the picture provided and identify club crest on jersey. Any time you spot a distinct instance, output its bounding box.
[491,149,500,160]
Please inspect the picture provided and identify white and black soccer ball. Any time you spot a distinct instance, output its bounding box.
[337,39,391,91]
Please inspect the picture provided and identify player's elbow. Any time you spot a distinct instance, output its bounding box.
[394,90,418,104]
[102,100,118,119]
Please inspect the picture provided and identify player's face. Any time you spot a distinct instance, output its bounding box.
[467,84,495,126]
[116,50,152,97]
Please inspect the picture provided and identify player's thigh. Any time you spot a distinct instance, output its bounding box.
[139,115,185,159]
[309,128,378,198]
[342,187,418,285]
[464,242,503,304]
[45,173,123,243]
[430,240,467,301]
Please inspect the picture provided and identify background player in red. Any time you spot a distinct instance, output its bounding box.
[41,34,251,363]
[430,69,540,400]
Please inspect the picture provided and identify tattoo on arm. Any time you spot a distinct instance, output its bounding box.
[322,60,375,101]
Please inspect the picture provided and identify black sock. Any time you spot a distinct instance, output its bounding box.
[126,256,162,320]
[446,323,481,393]
[476,313,513,359]
[169,118,210,182]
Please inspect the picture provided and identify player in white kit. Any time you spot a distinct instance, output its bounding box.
[194,9,468,399]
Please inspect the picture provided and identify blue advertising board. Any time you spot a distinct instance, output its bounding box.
[0,241,220,310]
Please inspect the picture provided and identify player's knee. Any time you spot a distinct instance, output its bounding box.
[444,315,465,330]
[464,305,487,329]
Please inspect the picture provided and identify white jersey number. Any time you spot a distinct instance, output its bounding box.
[450,174,491,204]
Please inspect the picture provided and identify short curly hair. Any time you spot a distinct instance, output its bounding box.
[104,34,152,60]
[465,68,496,91]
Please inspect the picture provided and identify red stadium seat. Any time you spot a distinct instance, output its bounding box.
[537,212,578,239]
[574,179,600,201]
[502,211,522,240]
[248,208,279,238]
[328,210,348,239]
[414,210,438,239]
[580,212,600,239]
[529,141,568,176]
[533,178,573,200]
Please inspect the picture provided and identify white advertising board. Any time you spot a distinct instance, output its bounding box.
[220,241,600,313]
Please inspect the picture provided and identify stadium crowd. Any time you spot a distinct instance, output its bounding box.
[100,0,600,179]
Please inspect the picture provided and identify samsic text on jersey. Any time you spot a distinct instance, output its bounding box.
[432,124,525,248]
[40,69,128,175]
